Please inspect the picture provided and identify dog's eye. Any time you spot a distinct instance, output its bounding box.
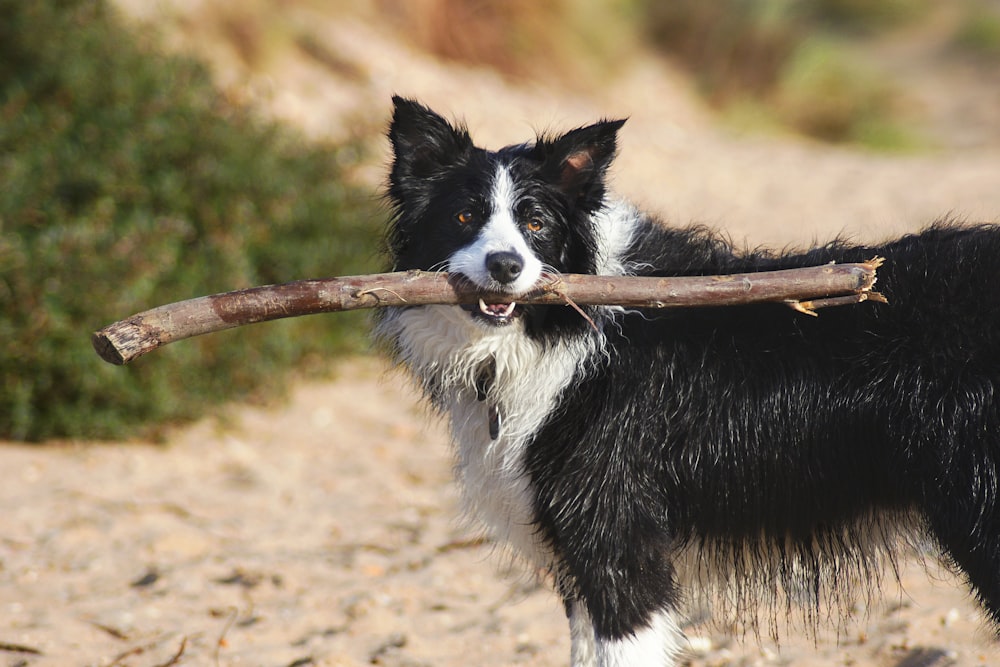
[526,219,544,232]
[456,210,474,225]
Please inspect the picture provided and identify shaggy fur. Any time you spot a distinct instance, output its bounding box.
[375,96,1000,666]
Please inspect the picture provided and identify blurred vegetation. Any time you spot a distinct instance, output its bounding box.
[640,0,929,149]
[803,0,932,30]
[770,38,914,149]
[642,0,1000,148]
[389,0,999,150]
[954,1,1000,57]
[0,0,379,441]
[375,0,642,83]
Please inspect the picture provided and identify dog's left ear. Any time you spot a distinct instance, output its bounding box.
[536,119,626,203]
[388,96,473,183]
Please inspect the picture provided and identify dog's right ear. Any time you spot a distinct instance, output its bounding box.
[388,97,473,186]
[533,118,626,208]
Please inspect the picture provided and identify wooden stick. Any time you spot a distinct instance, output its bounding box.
[92,260,884,365]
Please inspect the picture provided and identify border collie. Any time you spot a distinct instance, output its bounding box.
[375,96,1000,666]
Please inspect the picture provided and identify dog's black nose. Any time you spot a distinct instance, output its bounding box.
[486,251,524,285]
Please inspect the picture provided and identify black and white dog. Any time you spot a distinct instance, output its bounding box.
[376,96,1000,666]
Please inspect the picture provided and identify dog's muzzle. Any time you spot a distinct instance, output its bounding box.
[457,250,530,326]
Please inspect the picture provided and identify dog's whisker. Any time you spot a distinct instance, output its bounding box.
[537,266,564,287]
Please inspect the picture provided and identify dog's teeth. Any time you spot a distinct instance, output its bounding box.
[478,299,517,319]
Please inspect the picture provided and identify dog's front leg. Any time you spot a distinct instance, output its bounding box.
[567,598,598,666]
[566,596,684,667]
[593,608,683,667]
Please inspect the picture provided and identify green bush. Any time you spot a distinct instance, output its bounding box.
[639,0,927,148]
[954,3,1000,58]
[804,0,929,31]
[0,0,380,441]
[771,38,919,150]
[642,0,802,102]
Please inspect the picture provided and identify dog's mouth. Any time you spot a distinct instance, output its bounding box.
[461,298,523,326]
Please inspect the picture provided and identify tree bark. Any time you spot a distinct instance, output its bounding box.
[92,260,884,365]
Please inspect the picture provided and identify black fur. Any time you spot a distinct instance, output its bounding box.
[529,222,1000,639]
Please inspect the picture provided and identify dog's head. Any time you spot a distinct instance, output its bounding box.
[385,97,624,327]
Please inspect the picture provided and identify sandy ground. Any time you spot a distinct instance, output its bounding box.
[6,4,1000,666]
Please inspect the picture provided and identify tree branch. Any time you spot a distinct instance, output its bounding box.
[92,260,884,365]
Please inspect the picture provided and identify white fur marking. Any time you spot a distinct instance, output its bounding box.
[447,166,543,294]
[594,610,684,667]
[377,304,600,566]
[378,179,647,664]
[569,600,598,667]
[591,199,642,276]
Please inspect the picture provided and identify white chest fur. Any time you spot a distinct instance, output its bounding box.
[379,305,597,565]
